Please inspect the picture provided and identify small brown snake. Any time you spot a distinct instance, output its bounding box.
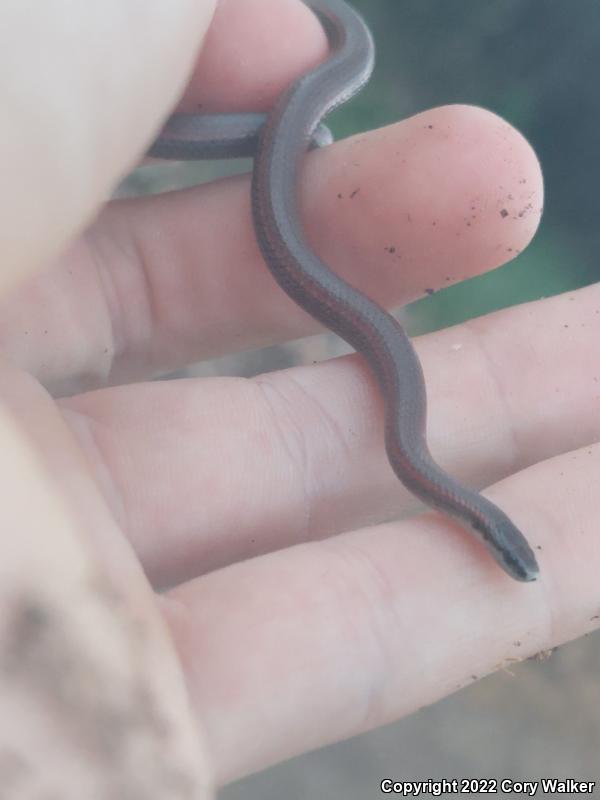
[151,0,539,582]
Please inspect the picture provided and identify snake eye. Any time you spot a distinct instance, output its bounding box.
[469,516,491,541]
[467,510,539,582]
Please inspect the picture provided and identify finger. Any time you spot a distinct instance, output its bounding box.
[0,0,215,293]
[0,105,542,391]
[143,0,328,164]
[171,0,328,113]
[162,440,599,784]
[60,283,600,589]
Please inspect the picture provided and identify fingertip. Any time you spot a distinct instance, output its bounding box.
[303,103,544,305]
[440,104,544,257]
[179,0,328,112]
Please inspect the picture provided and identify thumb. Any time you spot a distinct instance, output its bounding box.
[0,0,216,292]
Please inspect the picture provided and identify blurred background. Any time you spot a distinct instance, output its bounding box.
[131,0,600,794]
[337,0,599,335]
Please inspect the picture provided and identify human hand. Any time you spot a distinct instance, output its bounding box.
[3,0,592,796]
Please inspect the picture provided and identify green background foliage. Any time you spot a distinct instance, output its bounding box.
[331,0,599,333]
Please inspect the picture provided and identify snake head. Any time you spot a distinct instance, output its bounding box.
[469,505,539,582]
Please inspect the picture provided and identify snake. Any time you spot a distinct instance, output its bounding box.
[151,0,539,582]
